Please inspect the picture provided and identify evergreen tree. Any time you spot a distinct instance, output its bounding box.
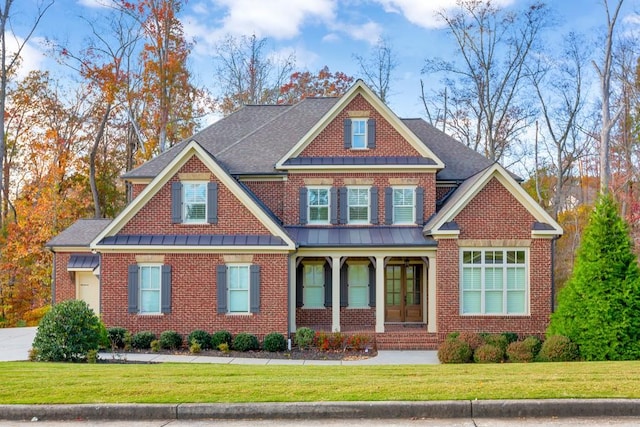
[548,194,640,360]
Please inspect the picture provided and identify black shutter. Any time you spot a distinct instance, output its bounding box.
[384,187,393,225]
[367,118,376,149]
[324,261,332,308]
[216,265,227,314]
[370,187,378,224]
[343,119,352,148]
[250,265,260,313]
[339,187,348,224]
[171,182,182,223]
[415,187,424,225]
[207,182,218,224]
[340,264,348,308]
[296,264,304,308]
[330,187,338,225]
[368,263,376,307]
[299,187,308,225]
[127,265,139,314]
[161,265,172,314]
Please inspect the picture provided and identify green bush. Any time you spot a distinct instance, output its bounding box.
[189,342,202,354]
[437,338,472,363]
[107,327,128,349]
[538,335,579,362]
[506,336,541,363]
[232,333,259,352]
[263,332,287,352]
[211,330,233,349]
[503,332,519,344]
[32,300,104,362]
[151,339,160,352]
[294,327,315,350]
[159,330,183,350]
[132,331,156,349]
[483,333,509,353]
[458,332,485,351]
[474,344,504,363]
[188,330,212,350]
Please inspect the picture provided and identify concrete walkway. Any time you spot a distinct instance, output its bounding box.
[0,326,36,361]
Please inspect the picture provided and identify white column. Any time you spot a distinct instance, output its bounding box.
[289,256,297,332]
[427,256,437,333]
[375,256,385,333]
[331,256,341,332]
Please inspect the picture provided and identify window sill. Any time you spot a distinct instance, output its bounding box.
[136,313,165,317]
[225,312,254,316]
[302,306,326,310]
[459,313,529,317]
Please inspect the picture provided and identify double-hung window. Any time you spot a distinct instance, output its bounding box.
[308,187,330,224]
[228,265,250,313]
[139,265,162,314]
[460,249,528,315]
[348,187,369,224]
[303,262,325,308]
[351,118,367,149]
[183,182,207,223]
[347,262,369,308]
[393,187,415,224]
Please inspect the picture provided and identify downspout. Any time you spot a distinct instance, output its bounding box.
[550,235,560,313]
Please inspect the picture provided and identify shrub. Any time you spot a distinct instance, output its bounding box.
[263,332,287,352]
[159,330,183,350]
[32,300,104,362]
[211,330,233,349]
[294,327,315,350]
[437,338,472,363]
[123,331,133,351]
[538,335,579,362]
[315,331,330,351]
[507,336,541,363]
[189,342,202,354]
[232,333,259,352]
[457,332,485,351]
[483,333,509,353]
[503,332,519,344]
[218,342,230,353]
[474,344,504,363]
[151,339,160,352]
[132,331,156,349]
[86,349,99,364]
[107,327,128,349]
[347,334,372,351]
[188,330,212,350]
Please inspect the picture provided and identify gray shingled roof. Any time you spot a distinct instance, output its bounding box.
[285,226,437,248]
[46,219,112,248]
[98,234,286,246]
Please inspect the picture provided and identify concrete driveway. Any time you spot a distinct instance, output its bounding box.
[0,327,36,361]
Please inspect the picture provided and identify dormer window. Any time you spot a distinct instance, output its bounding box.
[344,118,376,149]
[183,182,207,223]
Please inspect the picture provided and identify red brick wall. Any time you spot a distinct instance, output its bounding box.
[295,307,375,331]
[282,172,436,225]
[243,180,285,219]
[435,178,553,337]
[296,308,331,329]
[53,252,76,304]
[131,183,148,199]
[120,156,272,236]
[300,94,422,158]
[99,252,289,338]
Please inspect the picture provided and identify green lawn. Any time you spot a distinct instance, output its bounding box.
[1,361,639,404]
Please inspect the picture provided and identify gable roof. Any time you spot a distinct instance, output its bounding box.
[424,163,562,238]
[275,80,445,171]
[93,140,296,251]
[46,219,112,249]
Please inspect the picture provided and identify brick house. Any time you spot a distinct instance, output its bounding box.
[46,81,562,349]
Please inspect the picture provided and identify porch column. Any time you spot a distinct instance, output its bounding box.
[375,255,385,333]
[289,256,297,332]
[331,256,341,332]
[427,256,437,333]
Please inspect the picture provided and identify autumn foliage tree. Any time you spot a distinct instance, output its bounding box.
[278,66,354,104]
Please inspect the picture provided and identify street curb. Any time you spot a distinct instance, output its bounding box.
[1,399,639,421]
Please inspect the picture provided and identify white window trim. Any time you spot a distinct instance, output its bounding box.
[302,260,325,309]
[183,181,207,224]
[139,263,162,315]
[459,248,529,316]
[351,118,368,150]
[393,186,416,225]
[347,186,370,224]
[346,260,369,308]
[307,186,331,225]
[227,263,251,314]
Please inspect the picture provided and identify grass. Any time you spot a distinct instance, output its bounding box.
[1,361,640,404]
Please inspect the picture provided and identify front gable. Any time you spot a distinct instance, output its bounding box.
[92,141,295,252]
[276,80,445,171]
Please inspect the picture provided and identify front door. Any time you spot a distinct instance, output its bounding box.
[385,264,422,322]
[76,271,100,315]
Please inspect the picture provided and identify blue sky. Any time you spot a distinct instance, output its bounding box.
[12,0,640,120]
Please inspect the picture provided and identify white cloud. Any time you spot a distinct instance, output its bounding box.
[5,34,45,79]
[330,20,382,45]
[76,0,110,8]
[374,0,515,29]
